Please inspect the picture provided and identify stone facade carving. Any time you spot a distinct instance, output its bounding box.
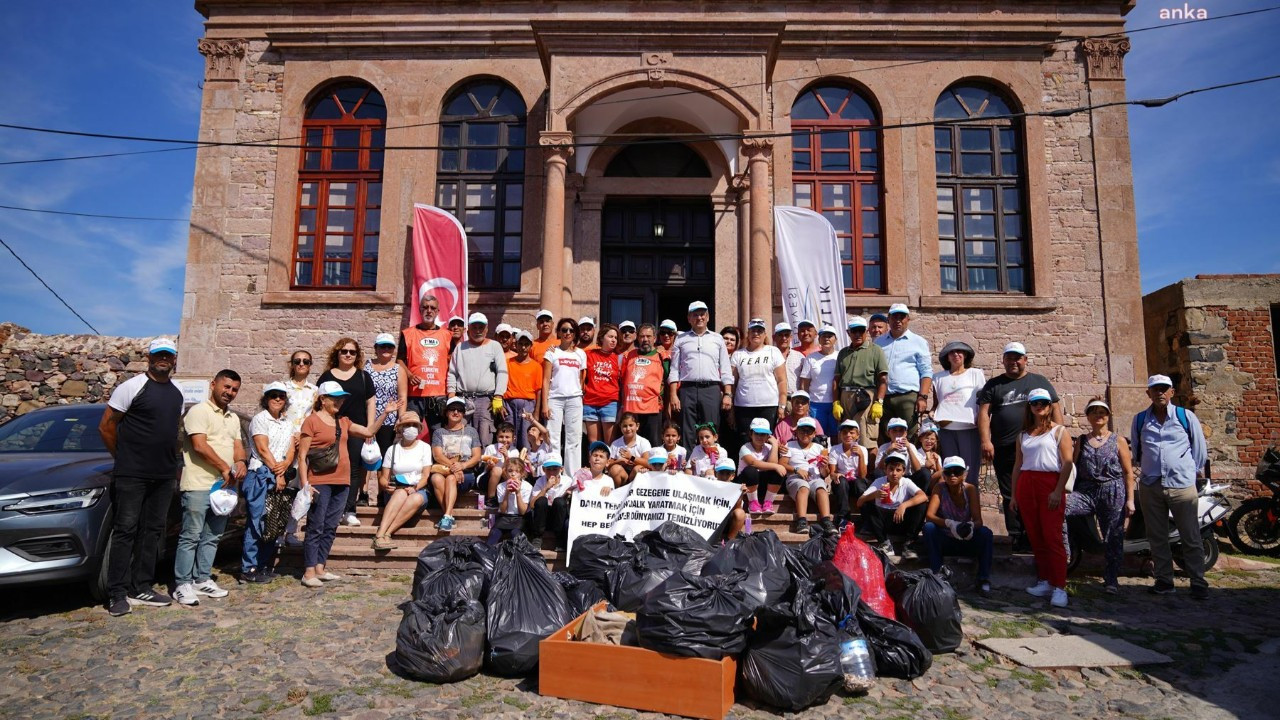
[539,131,575,160]
[197,38,247,82]
[741,136,774,161]
[643,52,671,84]
[1082,37,1130,81]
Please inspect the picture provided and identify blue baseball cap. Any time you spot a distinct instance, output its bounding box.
[588,441,610,456]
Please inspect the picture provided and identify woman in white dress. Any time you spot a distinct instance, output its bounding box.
[930,341,985,485]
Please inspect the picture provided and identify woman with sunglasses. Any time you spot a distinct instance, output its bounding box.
[283,350,318,437]
[1011,387,1074,607]
[1065,397,1135,594]
[318,338,378,527]
[923,456,993,595]
[241,382,296,583]
[542,318,587,475]
[365,333,409,500]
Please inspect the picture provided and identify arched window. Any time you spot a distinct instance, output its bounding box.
[791,83,883,292]
[293,82,385,288]
[934,83,1028,293]
[435,79,527,290]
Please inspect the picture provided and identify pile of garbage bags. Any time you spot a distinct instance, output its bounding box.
[396,520,958,711]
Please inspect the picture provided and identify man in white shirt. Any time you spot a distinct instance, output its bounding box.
[774,322,805,411]
[668,300,733,445]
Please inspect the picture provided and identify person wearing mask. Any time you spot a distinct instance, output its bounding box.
[977,341,1062,552]
[873,304,932,438]
[730,318,786,457]
[447,312,509,447]
[931,341,985,486]
[427,396,483,532]
[1011,388,1073,607]
[503,330,542,449]
[531,309,557,363]
[720,326,741,355]
[867,313,889,341]
[542,317,588,476]
[583,323,623,447]
[241,381,296,584]
[318,337,378,527]
[622,323,670,444]
[1068,397,1135,595]
[798,325,840,434]
[298,381,390,587]
[774,322,805,412]
[98,338,185,615]
[616,320,637,357]
[576,316,598,351]
[370,412,432,550]
[365,332,408,503]
[774,390,824,445]
[834,316,887,456]
[1130,375,1209,599]
[398,291,453,432]
[173,370,246,606]
[923,456,993,595]
[657,319,678,359]
[668,300,733,444]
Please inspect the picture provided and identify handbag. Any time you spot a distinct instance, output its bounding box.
[306,420,343,475]
[262,487,299,542]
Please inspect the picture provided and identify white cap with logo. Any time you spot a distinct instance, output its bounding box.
[148,338,177,355]
[374,332,396,346]
[468,312,488,326]
[1003,341,1027,356]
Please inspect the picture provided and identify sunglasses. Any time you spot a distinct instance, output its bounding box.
[849,328,866,334]
[1029,400,1051,408]
[375,344,395,350]
[557,327,575,334]
[150,352,175,359]
[339,349,358,356]
[291,358,312,366]
[447,406,464,412]
[266,393,287,401]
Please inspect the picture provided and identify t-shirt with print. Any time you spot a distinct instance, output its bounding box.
[799,350,840,403]
[731,345,785,408]
[545,346,587,399]
[382,440,432,487]
[784,440,827,480]
[976,372,1059,447]
[495,479,533,515]
[583,348,622,407]
[301,414,353,486]
[829,443,866,481]
[737,442,776,473]
[931,368,985,430]
[610,435,652,463]
[107,373,184,480]
[688,444,728,477]
[431,424,482,465]
[861,477,923,510]
[526,443,551,474]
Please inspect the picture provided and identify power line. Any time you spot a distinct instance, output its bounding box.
[3,4,1276,167]
[0,203,189,222]
[0,235,100,334]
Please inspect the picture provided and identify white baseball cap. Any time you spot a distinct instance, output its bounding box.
[796,417,818,431]
[796,318,816,328]
[883,451,909,465]
[1003,341,1027,356]
[847,316,868,329]
[148,338,177,355]
[468,312,488,326]
[515,329,534,342]
[747,318,766,330]
[374,332,396,346]
[886,417,908,430]
[942,456,967,471]
[888,303,910,316]
[535,308,554,320]
[1147,374,1173,388]
[773,322,792,334]
[577,316,595,327]
[647,447,669,465]
[447,315,465,326]
[542,453,564,468]
[318,380,349,397]
[263,381,289,395]
[209,488,238,516]
[1027,388,1053,403]
[714,458,736,473]
[495,323,513,336]
[659,319,678,331]
[687,300,709,313]
[839,419,859,430]
[619,320,637,331]
[819,325,838,336]
[445,396,466,408]
[749,417,771,434]
[791,390,811,401]
[1086,399,1111,412]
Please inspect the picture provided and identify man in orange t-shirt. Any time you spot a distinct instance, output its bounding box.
[622,323,670,445]
[504,330,543,449]
[530,308,556,364]
[397,291,453,431]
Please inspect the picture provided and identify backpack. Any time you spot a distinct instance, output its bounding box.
[1131,405,1199,469]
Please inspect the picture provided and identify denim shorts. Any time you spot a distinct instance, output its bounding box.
[583,401,619,423]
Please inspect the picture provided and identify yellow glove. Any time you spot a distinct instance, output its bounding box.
[869,400,883,423]
[491,396,504,414]
[833,401,844,421]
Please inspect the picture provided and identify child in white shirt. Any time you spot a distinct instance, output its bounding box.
[659,423,688,473]
[687,424,728,478]
[529,453,569,551]
[482,423,519,509]
[608,412,653,486]
[829,419,869,520]
[487,449,531,545]
[784,418,834,536]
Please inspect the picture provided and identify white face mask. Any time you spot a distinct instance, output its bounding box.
[401,426,420,442]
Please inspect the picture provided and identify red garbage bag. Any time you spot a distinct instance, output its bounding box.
[831,525,895,619]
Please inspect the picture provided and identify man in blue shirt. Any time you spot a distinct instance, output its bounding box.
[1131,374,1209,599]
[873,303,932,438]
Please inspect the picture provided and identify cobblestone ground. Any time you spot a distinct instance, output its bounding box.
[2,548,1279,720]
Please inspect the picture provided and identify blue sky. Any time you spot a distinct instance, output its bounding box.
[0,1,1277,337]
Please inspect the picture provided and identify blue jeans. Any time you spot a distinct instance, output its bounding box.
[810,402,836,437]
[304,484,349,568]
[240,466,279,574]
[923,521,993,581]
[175,490,230,585]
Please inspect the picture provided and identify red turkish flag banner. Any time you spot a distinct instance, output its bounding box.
[409,204,469,326]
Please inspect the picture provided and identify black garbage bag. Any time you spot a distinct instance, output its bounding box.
[740,580,843,711]
[702,531,791,610]
[394,596,485,683]
[469,540,498,578]
[411,538,485,601]
[636,569,754,659]
[413,538,477,587]
[553,571,609,617]
[801,527,840,565]
[885,568,963,653]
[608,544,680,612]
[783,544,817,587]
[485,541,573,676]
[568,534,632,595]
[810,560,863,627]
[635,521,714,571]
[855,600,933,679]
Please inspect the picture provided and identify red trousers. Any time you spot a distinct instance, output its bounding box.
[1016,470,1067,588]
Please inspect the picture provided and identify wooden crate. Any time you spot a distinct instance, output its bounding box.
[539,602,737,720]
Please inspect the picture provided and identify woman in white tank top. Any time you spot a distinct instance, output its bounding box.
[1010,387,1074,608]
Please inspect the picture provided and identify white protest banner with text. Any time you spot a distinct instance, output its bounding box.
[564,484,630,566]
[610,473,740,541]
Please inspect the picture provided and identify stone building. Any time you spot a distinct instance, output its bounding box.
[1143,274,1280,487]
[180,0,1148,425]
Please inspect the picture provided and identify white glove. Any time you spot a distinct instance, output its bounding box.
[944,519,961,539]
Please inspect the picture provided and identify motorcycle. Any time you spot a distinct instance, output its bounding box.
[1066,475,1231,573]
[1226,446,1280,555]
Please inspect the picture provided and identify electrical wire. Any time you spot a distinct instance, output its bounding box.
[0,203,189,222]
[0,235,100,334]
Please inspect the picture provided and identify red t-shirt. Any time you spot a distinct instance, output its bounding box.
[582,348,622,407]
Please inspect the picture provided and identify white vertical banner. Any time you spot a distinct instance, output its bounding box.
[773,206,850,349]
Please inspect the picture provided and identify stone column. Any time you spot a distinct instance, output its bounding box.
[1082,37,1148,429]
[730,172,751,327]
[743,137,774,321]
[538,132,574,316]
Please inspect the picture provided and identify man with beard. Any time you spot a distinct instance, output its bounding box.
[622,323,670,443]
[397,289,453,431]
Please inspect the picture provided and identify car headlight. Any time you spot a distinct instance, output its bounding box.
[2,487,105,514]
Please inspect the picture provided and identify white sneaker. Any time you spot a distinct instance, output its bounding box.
[318,572,342,582]
[1050,587,1069,607]
[1025,580,1052,598]
[174,583,200,606]
[879,540,896,557]
[344,513,361,527]
[193,579,229,598]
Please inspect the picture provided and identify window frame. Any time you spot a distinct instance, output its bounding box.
[291,83,385,290]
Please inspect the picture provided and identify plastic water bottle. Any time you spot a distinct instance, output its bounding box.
[839,636,875,692]
[744,512,753,535]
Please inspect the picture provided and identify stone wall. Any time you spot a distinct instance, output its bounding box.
[1144,275,1280,489]
[0,322,158,423]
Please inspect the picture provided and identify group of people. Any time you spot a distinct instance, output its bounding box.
[94,288,1212,616]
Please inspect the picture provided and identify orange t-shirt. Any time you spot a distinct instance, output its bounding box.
[301,414,352,485]
[505,355,543,401]
[401,326,452,397]
[622,351,667,414]
[531,336,556,364]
